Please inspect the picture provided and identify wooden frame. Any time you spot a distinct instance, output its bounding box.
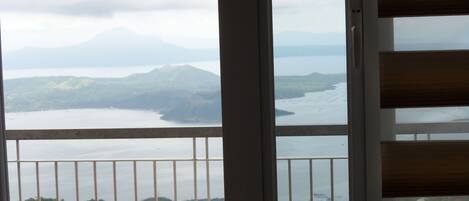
[379,0,469,18]
[218,0,277,200]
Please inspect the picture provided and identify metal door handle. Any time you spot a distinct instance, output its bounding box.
[351,11,363,70]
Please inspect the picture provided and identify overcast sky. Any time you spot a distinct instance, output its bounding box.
[2,0,466,52]
[0,0,347,51]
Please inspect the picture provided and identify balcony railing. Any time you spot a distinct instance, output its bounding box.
[5,122,469,201]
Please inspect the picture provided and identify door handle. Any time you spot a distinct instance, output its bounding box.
[351,10,363,70]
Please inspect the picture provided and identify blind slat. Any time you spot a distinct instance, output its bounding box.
[380,50,469,108]
[382,141,469,197]
[379,0,469,17]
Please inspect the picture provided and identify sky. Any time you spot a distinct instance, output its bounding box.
[1,0,469,52]
[0,0,346,52]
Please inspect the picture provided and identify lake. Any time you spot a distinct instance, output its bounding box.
[3,55,347,79]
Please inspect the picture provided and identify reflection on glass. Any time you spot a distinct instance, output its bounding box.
[395,106,469,140]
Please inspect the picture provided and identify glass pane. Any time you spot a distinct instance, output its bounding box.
[1,1,224,201]
[272,0,349,200]
[1,1,221,129]
[394,16,469,51]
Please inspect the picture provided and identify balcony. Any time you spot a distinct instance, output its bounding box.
[5,123,468,201]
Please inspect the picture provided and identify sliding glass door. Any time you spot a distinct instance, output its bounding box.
[272,0,355,200]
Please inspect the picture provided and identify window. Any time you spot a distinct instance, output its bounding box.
[1,1,224,201]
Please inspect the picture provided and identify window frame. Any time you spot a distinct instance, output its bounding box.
[218,0,277,199]
[219,0,369,200]
[0,0,371,200]
[0,28,10,201]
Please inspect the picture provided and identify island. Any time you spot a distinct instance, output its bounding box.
[4,65,346,123]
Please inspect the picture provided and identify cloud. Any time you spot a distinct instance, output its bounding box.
[0,0,215,16]
[273,0,342,11]
[0,0,340,17]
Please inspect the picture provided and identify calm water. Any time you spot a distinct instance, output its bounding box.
[3,55,347,80]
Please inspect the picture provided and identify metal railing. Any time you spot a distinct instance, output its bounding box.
[10,136,220,201]
[6,125,348,201]
[6,122,469,201]
[279,156,348,201]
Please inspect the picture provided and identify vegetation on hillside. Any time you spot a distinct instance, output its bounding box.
[4,65,345,123]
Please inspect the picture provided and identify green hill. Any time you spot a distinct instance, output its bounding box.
[4,65,345,123]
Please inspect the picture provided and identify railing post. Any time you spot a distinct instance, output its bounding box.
[35,161,40,201]
[173,161,177,201]
[205,137,210,201]
[16,140,22,201]
[55,162,59,201]
[113,161,117,201]
[75,161,79,201]
[193,137,198,201]
[287,159,292,201]
[134,161,138,201]
[309,159,314,201]
[153,161,158,201]
[330,159,334,201]
[93,161,98,201]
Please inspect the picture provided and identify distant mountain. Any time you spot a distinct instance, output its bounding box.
[3,29,345,69]
[3,28,219,69]
[4,65,346,123]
